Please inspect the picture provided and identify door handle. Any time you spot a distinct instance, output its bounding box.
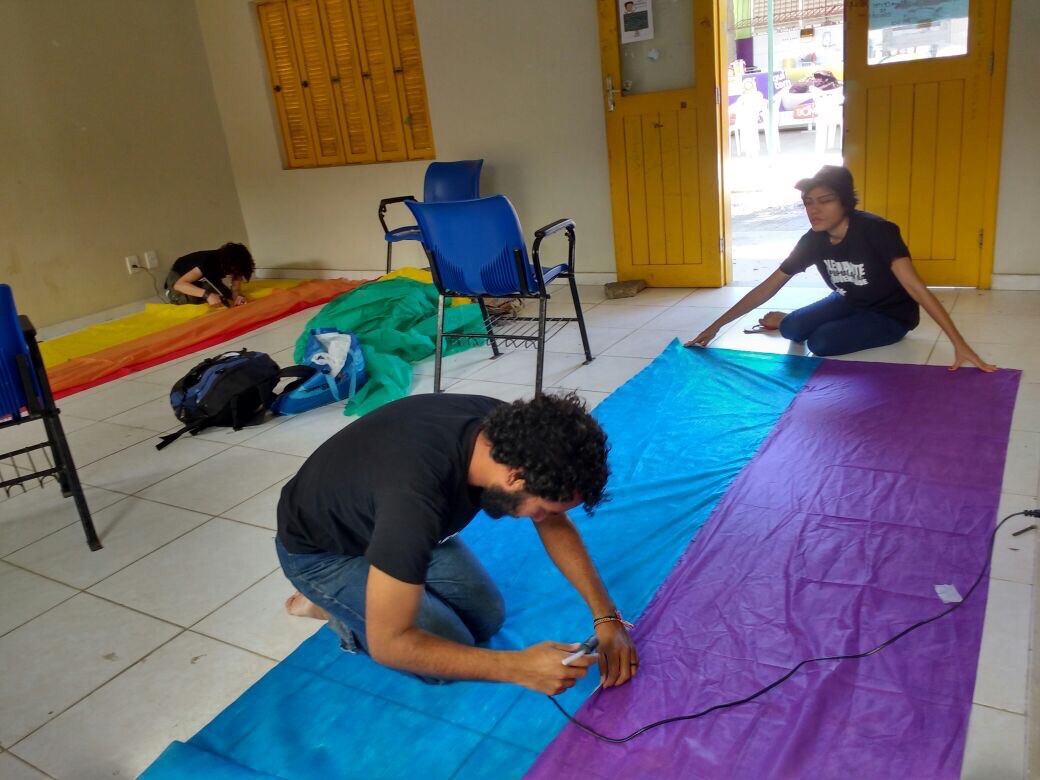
[606,76,623,112]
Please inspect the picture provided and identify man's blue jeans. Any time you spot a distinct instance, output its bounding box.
[779,292,909,356]
[275,536,505,682]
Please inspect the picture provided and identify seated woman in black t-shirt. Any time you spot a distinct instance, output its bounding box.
[686,166,995,371]
[164,242,255,307]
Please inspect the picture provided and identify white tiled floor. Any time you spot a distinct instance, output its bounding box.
[1,283,1037,779]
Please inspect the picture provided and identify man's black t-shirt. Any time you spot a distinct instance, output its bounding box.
[779,210,920,329]
[277,393,504,585]
[170,250,232,297]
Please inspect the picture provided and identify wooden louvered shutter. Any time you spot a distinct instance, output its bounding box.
[256,0,434,168]
[287,0,346,165]
[384,0,435,160]
[257,1,317,168]
[354,0,408,161]
[320,0,377,162]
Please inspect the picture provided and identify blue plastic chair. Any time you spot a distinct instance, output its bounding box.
[406,195,593,395]
[378,160,484,274]
[0,285,101,550]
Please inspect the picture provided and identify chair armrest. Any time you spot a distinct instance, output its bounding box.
[379,195,418,210]
[377,195,418,233]
[533,218,575,240]
[16,315,49,412]
[531,218,578,284]
[18,314,36,340]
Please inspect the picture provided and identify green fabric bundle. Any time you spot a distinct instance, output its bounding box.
[293,277,486,416]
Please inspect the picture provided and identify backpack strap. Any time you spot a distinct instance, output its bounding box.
[274,365,318,397]
[156,420,209,450]
[231,388,263,431]
[324,369,341,401]
[231,365,305,430]
[318,360,360,402]
[347,361,359,400]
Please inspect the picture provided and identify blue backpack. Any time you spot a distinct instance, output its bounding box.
[156,350,283,450]
[271,328,366,416]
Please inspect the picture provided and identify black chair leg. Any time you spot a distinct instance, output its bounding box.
[41,414,72,496]
[477,298,501,359]
[68,474,102,551]
[434,295,446,393]
[48,413,102,551]
[386,243,393,275]
[568,275,594,364]
[13,314,102,550]
[535,296,547,397]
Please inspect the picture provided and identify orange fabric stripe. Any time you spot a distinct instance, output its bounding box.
[49,278,366,398]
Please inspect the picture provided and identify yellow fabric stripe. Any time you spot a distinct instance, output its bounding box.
[378,267,470,305]
[39,279,305,368]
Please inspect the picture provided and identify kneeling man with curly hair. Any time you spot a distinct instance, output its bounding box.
[276,392,638,695]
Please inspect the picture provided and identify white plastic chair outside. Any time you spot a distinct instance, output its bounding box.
[815,92,844,153]
[733,97,762,157]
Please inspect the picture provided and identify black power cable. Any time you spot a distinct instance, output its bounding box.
[136,265,166,303]
[549,508,1040,744]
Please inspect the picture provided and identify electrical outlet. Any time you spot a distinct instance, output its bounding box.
[143,250,158,269]
[125,255,140,274]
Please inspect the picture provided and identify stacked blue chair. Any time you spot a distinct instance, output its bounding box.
[378,159,484,274]
[406,194,594,396]
[0,285,101,550]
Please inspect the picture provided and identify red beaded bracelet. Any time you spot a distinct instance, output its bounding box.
[593,609,633,629]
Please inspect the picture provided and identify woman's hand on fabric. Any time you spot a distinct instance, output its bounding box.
[206,293,223,306]
[685,326,719,348]
[232,295,248,307]
[950,343,997,373]
[757,311,786,330]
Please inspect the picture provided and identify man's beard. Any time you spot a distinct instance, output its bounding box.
[480,486,525,518]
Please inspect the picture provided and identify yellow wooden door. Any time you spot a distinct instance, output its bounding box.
[845,0,1010,287]
[597,0,728,287]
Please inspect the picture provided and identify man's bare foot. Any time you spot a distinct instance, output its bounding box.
[284,591,331,621]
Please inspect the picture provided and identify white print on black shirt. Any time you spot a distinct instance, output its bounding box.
[823,258,868,289]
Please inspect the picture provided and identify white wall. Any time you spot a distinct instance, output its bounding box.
[993,0,1039,277]
[194,0,615,275]
[0,0,247,327]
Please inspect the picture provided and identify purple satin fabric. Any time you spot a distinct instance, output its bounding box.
[529,361,1021,779]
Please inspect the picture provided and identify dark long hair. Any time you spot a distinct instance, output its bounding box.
[218,242,254,281]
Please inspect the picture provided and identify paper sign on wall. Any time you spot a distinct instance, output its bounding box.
[870,0,968,29]
[620,0,654,44]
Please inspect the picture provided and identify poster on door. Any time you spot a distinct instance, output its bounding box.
[869,0,968,29]
[619,0,654,44]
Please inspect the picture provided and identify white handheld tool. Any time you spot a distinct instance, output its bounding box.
[562,635,599,666]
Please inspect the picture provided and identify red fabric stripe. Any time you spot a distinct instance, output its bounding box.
[50,279,368,399]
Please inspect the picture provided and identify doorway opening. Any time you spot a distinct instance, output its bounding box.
[724,0,845,287]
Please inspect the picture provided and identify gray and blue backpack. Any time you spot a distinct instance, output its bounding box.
[156,350,283,450]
